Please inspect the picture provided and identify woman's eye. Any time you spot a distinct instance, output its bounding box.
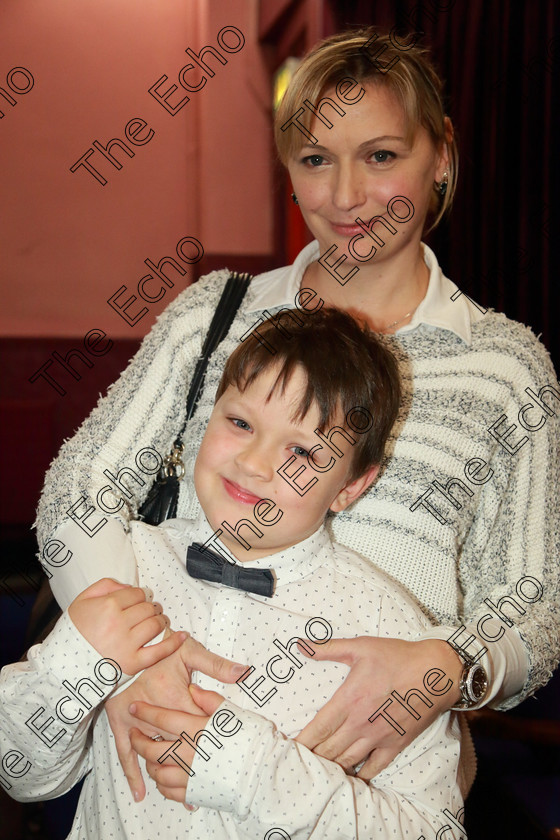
[291,445,309,457]
[371,150,395,163]
[231,418,251,431]
[302,154,325,167]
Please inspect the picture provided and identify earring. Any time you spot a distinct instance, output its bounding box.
[437,171,448,197]
[291,192,299,205]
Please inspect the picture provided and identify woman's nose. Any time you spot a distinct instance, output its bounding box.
[331,164,366,211]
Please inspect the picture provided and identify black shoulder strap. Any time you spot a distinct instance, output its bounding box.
[177,271,252,441]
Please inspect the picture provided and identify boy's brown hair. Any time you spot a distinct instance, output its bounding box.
[215,308,401,482]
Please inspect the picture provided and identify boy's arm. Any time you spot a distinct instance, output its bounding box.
[132,688,464,840]
[0,611,114,800]
[1,579,183,801]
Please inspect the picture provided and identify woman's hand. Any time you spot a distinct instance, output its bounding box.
[105,636,247,802]
[295,637,462,779]
[129,685,224,808]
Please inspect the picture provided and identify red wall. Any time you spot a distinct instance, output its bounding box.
[0,0,273,340]
[0,0,275,527]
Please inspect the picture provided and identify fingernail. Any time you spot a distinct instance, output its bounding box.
[133,790,141,802]
[184,803,199,812]
[128,703,137,715]
[232,664,249,678]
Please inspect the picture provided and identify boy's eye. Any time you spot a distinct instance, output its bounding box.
[301,154,325,167]
[371,150,396,163]
[230,418,251,431]
[291,445,309,457]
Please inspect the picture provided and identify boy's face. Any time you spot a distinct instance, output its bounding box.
[194,365,378,562]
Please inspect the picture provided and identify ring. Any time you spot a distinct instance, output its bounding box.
[151,734,164,742]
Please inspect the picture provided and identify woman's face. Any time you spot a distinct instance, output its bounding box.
[287,82,448,264]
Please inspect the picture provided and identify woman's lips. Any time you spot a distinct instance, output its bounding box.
[221,477,262,506]
[330,221,364,237]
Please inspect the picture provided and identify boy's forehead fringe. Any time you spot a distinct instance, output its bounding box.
[233,359,340,432]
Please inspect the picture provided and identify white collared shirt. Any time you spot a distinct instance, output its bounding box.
[1,515,465,839]
[246,239,486,344]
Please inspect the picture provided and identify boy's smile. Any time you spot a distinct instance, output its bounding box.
[194,365,378,563]
[221,477,262,506]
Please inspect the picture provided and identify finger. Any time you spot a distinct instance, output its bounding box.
[137,631,189,670]
[328,737,373,772]
[113,726,147,802]
[145,762,187,804]
[182,636,247,684]
[110,585,157,610]
[131,614,170,648]
[356,746,396,780]
[129,702,203,739]
[309,732,355,761]
[122,601,163,629]
[130,728,175,762]
[188,685,225,716]
[306,714,373,761]
[295,704,349,751]
[297,637,360,667]
[146,759,188,789]
[156,783,185,804]
[76,578,133,600]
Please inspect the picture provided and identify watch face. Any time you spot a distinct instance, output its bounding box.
[469,666,488,700]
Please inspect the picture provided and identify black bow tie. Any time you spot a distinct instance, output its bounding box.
[186,543,275,597]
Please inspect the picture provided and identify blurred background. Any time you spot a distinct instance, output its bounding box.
[0,0,558,837]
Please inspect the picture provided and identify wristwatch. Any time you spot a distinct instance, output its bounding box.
[447,644,489,710]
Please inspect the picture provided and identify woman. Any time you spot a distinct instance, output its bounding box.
[36,27,559,794]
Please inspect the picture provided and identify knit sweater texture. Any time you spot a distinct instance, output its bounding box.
[36,266,560,710]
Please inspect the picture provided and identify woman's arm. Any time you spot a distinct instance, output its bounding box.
[453,332,560,708]
[35,270,230,609]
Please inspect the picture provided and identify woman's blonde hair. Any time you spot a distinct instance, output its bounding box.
[274,28,458,231]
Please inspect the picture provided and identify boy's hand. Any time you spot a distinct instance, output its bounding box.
[68,578,186,676]
[295,637,462,779]
[105,635,247,802]
[129,685,224,807]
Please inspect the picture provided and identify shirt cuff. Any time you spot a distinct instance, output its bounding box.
[418,623,529,708]
[186,701,272,817]
[28,611,123,710]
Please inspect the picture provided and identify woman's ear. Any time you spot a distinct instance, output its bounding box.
[436,116,453,180]
[329,464,380,513]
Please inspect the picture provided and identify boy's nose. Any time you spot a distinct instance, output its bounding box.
[234,442,274,481]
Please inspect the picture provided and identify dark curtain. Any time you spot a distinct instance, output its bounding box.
[330,0,559,370]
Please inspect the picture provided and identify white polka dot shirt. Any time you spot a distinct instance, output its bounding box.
[1,515,464,838]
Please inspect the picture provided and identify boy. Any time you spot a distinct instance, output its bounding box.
[1,309,465,839]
